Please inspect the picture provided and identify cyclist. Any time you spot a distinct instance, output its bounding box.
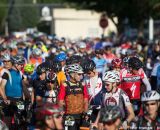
[29,48,44,68]
[92,49,107,77]
[120,57,151,115]
[0,55,26,128]
[135,90,160,129]
[55,52,67,71]
[23,63,35,105]
[111,58,122,72]
[52,61,66,86]
[100,106,122,130]
[43,71,59,104]
[58,63,89,130]
[33,62,47,106]
[83,59,105,122]
[0,54,12,102]
[94,70,135,130]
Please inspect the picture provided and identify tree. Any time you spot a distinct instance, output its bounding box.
[8,0,39,32]
[0,0,8,33]
[62,0,160,34]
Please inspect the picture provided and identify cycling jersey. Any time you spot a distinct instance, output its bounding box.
[57,71,66,86]
[92,57,106,74]
[103,88,130,106]
[120,68,151,100]
[103,88,131,119]
[84,75,105,106]
[136,115,160,130]
[2,69,24,98]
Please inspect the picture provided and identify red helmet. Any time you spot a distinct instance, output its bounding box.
[35,103,63,120]
[111,58,122,68]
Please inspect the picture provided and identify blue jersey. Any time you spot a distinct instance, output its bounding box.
[4,69,23,97]
[92,57,106,74]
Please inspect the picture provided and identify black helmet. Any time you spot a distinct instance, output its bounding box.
[52,62,62,72]
[128,57,143,70]
[82,60,96,73]
[95,49,103,55]
[100,106,121,123]
[46,71,57,83]
[66,55,82,65]
[36,62,47,75]
[11,55,25,65]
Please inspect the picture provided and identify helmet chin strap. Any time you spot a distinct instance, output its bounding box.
[14,64,19,72]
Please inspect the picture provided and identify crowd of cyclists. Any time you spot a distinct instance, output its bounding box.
[0,31,159,130]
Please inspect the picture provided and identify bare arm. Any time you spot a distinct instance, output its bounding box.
[0,79,7,100]
[84,98,88,113]
[126,104,135,123]
[142,76,151,91]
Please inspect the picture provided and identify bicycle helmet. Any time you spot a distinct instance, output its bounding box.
[67,63,83,74]
[24,64,35,73]
[111,58,122,68]
[128,57,143,70]
[66,55,82,65]
[141,90,160,102]
[55,52,67,62]
[11,55,25,65]
[100,106,121,123]
[123,57,130,64]
[35,103,63,120]
[44,103,64,114]
[35,106,54,121]
[36,62,46,75]
[78,42,86,48]
[103,70,120,83]
[83,60,96,73]
[46,71,57,83]
[1,53,11,61]
[52,62,62,72]
[32,48,42,56]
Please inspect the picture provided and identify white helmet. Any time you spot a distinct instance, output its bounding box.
[32,48,42,56]
[103,70,120,83]
[1,53,11,61]
[67,64,83,74]
[78,42,86,48]
[141,90,160,102]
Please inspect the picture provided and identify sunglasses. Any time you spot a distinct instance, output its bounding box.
[77,73,83,76]
[104,82,112,86]
[87,72,92,75]
[145,102,157,106]
[3,60,11,63]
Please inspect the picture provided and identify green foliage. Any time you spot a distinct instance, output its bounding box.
[0,0,7,32]
[8,0,39,32]
[63,0,160,32]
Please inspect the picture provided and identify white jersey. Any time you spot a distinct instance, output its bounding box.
[84,75,103,99]
[103,88,131,107]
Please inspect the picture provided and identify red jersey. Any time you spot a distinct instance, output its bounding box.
[120,68,145,100]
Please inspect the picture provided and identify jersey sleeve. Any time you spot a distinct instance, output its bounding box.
[2,72,9,80]
[83,85,89,99]
[138,68,145,79]
[58,84,66,101]
[121,90,131,107]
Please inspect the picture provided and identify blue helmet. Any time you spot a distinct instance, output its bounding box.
[55,52,67,62]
